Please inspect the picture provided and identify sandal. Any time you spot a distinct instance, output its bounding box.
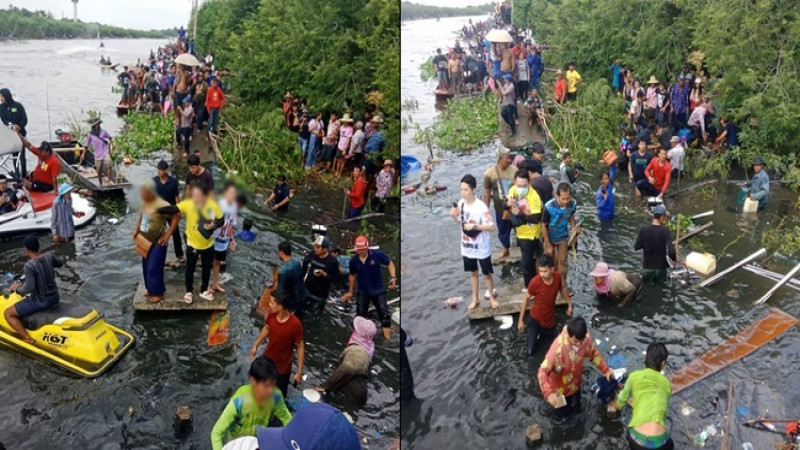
[183,292,193,304]
[199,290,214,302]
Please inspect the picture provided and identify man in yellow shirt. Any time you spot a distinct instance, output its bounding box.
[177,181,223,304]
[506,168,543,288]
[565,62,582,102]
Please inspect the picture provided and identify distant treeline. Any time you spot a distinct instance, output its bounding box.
[401,2,492,21]
[0,7,174,39]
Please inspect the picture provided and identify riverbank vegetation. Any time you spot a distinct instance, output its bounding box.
[401,2,492,21]
[191,0,399,184]
[0,7,172,39]
[414,96,496,152]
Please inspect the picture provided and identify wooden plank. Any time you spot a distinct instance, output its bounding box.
[467,285,567,320]
[133,280,228,311]
[669,309,798,394]
[722,381,733,450]
[754,262,800,304]
[676,221,713,244]
[699,248,766,287]
[665,179,716,198]
[492,246,522,265]
[743,265,800,289]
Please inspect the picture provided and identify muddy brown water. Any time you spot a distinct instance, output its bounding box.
[401,16,800,449]
[0,38,399,448]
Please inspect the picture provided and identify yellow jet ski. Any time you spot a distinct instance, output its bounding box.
[0,292,134,378]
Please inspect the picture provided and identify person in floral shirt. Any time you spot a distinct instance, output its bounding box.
[372,159,395,213]
[321,112,341,173]
[538,317,613,420]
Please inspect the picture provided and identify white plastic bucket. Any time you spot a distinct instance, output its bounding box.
[686,252,717,277]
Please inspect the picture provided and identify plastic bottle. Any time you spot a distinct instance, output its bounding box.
[74,143,81,158]
[742,443,754,450]
[443,297,464,308]
[693,431,708,446]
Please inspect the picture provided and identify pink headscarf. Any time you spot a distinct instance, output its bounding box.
[348,316,377,359]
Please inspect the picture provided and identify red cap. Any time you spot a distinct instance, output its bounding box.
[354,235,369,250]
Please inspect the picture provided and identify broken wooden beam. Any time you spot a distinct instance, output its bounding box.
[743,265,800,291]
[755,262,800,304]
[676,222,713,244]
[666,179,716,198]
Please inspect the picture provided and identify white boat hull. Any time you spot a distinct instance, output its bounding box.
[0,193,96,237]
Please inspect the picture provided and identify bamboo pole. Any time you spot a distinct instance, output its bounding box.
[754,262,800,304]
[676,221,713,244]
[743,265,800,289]
[699,248,766,287]
[689,210,714,220]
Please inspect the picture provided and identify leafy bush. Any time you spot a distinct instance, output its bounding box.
[414,96,497,152]
[115,113,174,161]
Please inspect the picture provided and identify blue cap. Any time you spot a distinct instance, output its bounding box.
[502,74,513,81]
[183,96,192,103]
[653,204,667,216]
[256,403,361,450]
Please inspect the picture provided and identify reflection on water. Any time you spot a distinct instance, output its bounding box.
[0,39,399,448]
[401,16,800,449]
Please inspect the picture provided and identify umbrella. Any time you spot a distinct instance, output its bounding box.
[0,125,22,156]
[175,53,201,67]
[486,29,513,43]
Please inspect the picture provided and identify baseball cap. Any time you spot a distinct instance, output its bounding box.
[502,74,513,81]
[653,204,667,216]
[354,235,369,250]
[256,403,361,450]
[313,236,330,249]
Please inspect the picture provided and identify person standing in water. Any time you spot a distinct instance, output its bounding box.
[518,255,572,356]
[507,169,543,289]
[341,235,397,340]
[450,174,498,310]
[6,237,63,344]
[745,157,769,211]
[84,118,115,186]
[634,205,676,283]
[616,342,674,450]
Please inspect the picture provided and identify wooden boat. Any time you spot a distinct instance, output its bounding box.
[97,63,120,71]
[434,88,454,102]
[48,140,131,193]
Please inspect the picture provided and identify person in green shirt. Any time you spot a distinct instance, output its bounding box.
[616,342,673,450]
[210,356,292,450]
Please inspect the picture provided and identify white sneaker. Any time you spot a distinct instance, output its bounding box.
[183,292,193,304]
[199,290,215,302]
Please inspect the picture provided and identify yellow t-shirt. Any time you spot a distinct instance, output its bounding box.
[507,185,542,240]
[566,69,582,93]
[177,198,223,250]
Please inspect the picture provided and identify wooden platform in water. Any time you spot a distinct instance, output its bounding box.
[669,308,798,394]
[133,280,229,311]
[492,246,522,266]
[467,282,567,320]
[499,102,546,149]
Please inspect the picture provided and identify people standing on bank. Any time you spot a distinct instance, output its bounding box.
[745,157,769,211]
[518,255,572,356]
[542,183,577,286]
[373,159,395,213]
[341,236,397,340]
[628,139,653,185]
[205,78,225,135]
[84,118,115,186]
[507,169,543,288]
[538,317,613,421]
[634,205,676,283]
[345,165,367,218]
[483,146,516,260]
[667,136,685,181]
[153,160,184,263]
[499,74,517,137]
[134,180,181,304]
[565,62,582,102]
[450,174,498,310]
[176,96,195,156]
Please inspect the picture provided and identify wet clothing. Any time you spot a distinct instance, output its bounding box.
[595,271,642,306]
[320,345,371,405]
[50,197,75,240]
[629,151,653,183]
[210,385,292,450]
[526,273,562,329]
[634,224,676,273]
[538,327,612,399]
[747,170,769,209]
[15,253,63,318]
[278,258,306,313]
[272,183,290,211]
[400,328,415,404]
[0,88,28,136]
[350,250,393,329]
[302,253,340,299]
[627,430,674,450]
[263,312,303,376]
[617,368,671,429]
[542,199,577,244]
[596,182,614,221]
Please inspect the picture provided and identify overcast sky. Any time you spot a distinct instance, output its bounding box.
[15,0,192,30]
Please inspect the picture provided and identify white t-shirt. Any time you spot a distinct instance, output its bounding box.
[213,198,239,252]
[458,198,494,260]
[668,145,685,171]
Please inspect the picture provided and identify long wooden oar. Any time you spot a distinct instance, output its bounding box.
[699,248,766,287]
[754,262,800,304]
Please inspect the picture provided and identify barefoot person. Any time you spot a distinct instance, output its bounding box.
[315,316,376,405]
[5,236,63,344]
[84,118,115,186]
[133,180,181,303]
[517,255,572,356]
[450,174,498,310]
[341,235,397,339]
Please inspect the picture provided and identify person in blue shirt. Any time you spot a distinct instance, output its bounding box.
[276,241,306,314]
[596,171,614,221]
[265,174,290,212]
[235,219,256,242]
[364,116,385,154]
[529,48,544,91]
[610,60,622,94]
[628,139,653,183]
[542,183,578,285]
[341,236,397,340]
[745,157,769,211]
[716,117,740,149]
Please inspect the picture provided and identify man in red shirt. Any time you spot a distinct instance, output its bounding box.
[250,290,306,398]
[635,148,672,199]
[344,165,366,219]
[553,69,567,104]
[19,134,61,192]
[517,254,572,356]
[205,78,225,135]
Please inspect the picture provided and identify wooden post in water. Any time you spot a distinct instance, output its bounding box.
[722,381,733,450]
[754,262,800,304]
[699,248,766,287]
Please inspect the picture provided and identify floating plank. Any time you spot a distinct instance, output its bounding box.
[743,265,800,290]
[754,262,800,304]
[207,311,230,346]
[467,284,567,320]
[699,248,766,287]
[669,309,798,394]
[492,246,522,266]
[666,179,716,198]
[676,221,714,244]
[133,280,228,311]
